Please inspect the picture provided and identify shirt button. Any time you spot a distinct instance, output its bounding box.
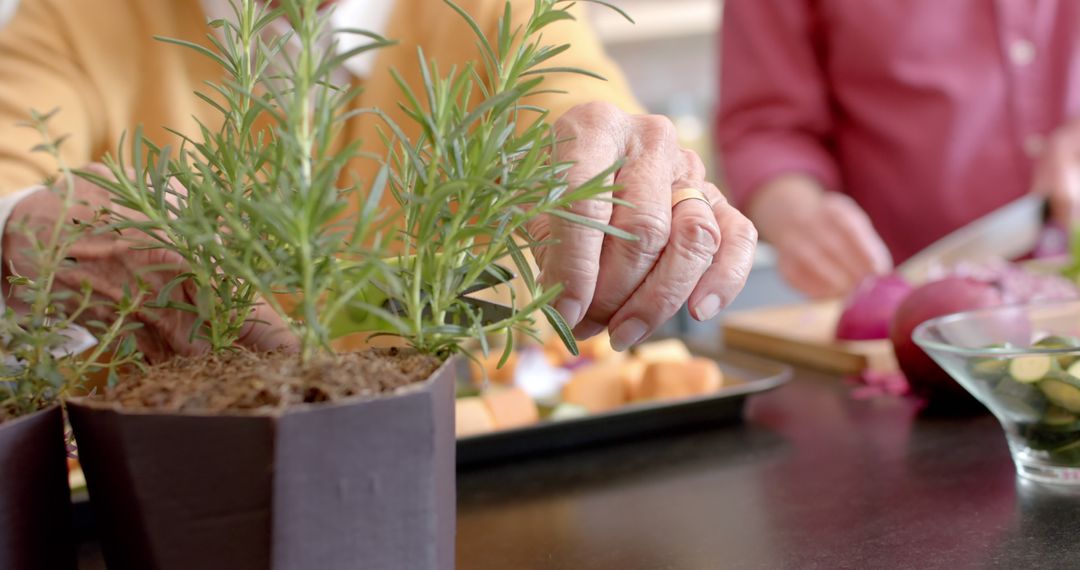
[1010,39,1036,66]
[1024,135,1045,158]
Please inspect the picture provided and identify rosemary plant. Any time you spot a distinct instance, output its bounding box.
[0,110,144,420]
[86,0,394,362]
[84,0,629,367]
[375,0,632,360]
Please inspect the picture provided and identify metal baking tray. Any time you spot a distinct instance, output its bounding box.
[456,348,792,467]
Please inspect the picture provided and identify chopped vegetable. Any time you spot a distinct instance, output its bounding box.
[1033,335,1080,368]
[1009,355,1054,384]
[1042,405,1078,427]
[1038,379,1080,414]
[835,274,912,341]
[890,277,1004,408]
[975,342,1080,465]
[549,403,589,422]
[1066,360,1080,381]
[968,348,1010,380]
[992,378,1046,420]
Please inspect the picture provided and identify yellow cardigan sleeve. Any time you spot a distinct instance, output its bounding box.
[0,0,642,198]
[0,0,105,194]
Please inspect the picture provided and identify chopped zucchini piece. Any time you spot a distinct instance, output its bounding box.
[1056,364,1080,390]
[1039,379,1080,414]
[968,356,1009,381]
[1043,405,1079,427]
[1034,335,1080,368]
[1067,360,1080,380]
[994,378,1048,420]
[1009,355,1054,384]
[1034,335,1080,348]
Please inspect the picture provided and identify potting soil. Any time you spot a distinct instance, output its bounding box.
[102,348,441,412]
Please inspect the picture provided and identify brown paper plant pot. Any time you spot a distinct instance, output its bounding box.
[67,358,456,570]
[0,405,76,570]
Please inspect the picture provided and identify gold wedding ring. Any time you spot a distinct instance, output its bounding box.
[671,186,711,209]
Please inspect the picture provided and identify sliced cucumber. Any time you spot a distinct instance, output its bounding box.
[968,357,1009,381]
[1057,363,1080,390]
[1034,335,1080,368]
[1039,379,1080,414]
[994,378,1048,420]
[1009,355,1055,384]
[1043,405,1079,427]
[1034,335,1080,348]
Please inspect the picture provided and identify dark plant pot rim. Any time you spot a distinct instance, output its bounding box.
[65,356,456,418]
[0,403,63,427]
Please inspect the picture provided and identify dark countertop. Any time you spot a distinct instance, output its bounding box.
[78,365,1078,569]
[455,367,1079,570]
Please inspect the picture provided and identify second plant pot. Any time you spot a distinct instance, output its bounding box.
[68,358,456,570]
[0,405,75,570]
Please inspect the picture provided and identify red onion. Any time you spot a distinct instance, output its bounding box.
[835,274,914,341]
[890,277,1005,412]
[947,258,1079,304]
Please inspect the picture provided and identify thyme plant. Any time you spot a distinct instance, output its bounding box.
[86,0,629,366]
[0,111,144,420]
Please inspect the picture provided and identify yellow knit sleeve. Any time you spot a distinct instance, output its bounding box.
[0,0,105,194]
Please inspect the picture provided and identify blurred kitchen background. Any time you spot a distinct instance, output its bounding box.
[588,0,801,325]
[589,0,718,173]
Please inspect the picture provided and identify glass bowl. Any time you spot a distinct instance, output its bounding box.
[913,300,1080,485]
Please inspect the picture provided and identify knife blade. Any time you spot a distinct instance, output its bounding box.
[896,194,1046,283]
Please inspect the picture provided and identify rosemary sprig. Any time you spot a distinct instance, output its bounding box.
[378,0,630,357]
[88,0,393,361]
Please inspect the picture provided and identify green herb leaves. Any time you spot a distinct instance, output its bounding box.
[91,0,392,360]
[86,0,628,365]
[376,0,627,356]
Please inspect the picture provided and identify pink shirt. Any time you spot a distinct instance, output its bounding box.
[718,0,1080,262]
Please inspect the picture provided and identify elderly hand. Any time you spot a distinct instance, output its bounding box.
[528,103,758,352]
[2,164,297,363]
[1032,119,1080,227]
[749,175,892,299]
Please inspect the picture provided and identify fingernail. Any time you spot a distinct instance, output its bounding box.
[693,294,722,321]
[555,299,584,327]
[573,320,605,341]
[610,319,648,352]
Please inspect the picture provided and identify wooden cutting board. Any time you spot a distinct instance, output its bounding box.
[721,300,897,375]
